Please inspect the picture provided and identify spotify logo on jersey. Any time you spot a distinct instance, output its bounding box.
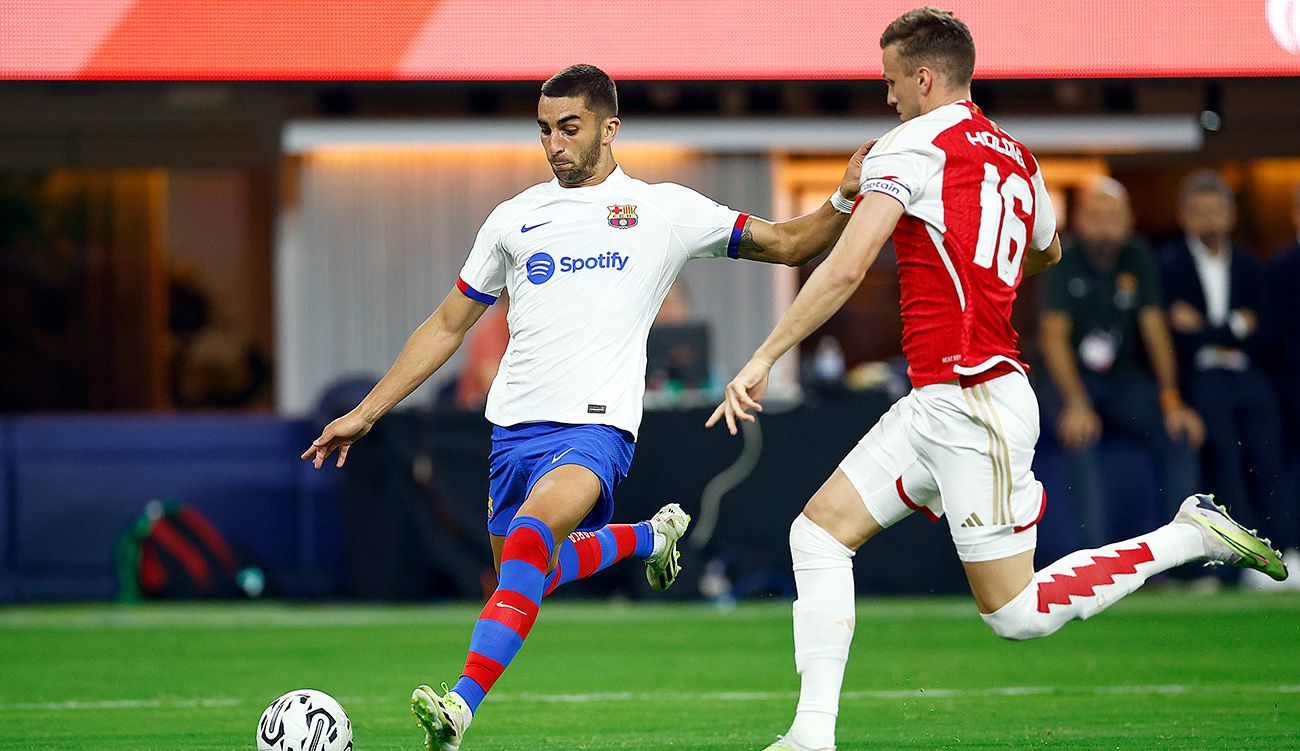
[526,252,556,284]
[525,251,631,284]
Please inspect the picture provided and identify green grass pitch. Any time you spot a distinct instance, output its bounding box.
[1,593,1297,750]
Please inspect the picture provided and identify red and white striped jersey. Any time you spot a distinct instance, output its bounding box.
[860,100,1057,388]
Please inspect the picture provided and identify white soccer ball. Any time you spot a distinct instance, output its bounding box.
[256,689,353,751]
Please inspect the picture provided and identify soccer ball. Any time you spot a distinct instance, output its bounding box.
[256,689,353,751]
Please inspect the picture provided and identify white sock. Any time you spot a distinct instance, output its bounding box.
[649,532,666,558]
[982,522,1204,640]
[786,514,855,750]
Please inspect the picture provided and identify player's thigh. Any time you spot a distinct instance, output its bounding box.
[803,468,884,551]
[963,549,1036,614]
[517,463,603,543]
[911,376,1046,572]
[826,395,943,550]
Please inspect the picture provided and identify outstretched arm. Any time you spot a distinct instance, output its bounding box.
[302,288,490,468]
[707,192,905,434]
[736,142,875,266]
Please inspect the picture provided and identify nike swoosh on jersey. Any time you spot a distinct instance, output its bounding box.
[521,221,552,233]
[551,447,576,464]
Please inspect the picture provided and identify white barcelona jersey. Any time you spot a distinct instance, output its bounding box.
[455,167,747,439]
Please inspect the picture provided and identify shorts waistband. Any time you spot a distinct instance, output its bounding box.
[956,361,1021,389]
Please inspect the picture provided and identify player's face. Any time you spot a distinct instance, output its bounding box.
[882,44,922,121]
[1179,191,1235,244]
[537,95,612,187]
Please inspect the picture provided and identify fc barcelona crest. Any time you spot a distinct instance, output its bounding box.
[608,204,638,229]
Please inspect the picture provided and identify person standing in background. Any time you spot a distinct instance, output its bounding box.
[1264,184,1300,584]
[1039,177,1204,547]
[1160,169,1295,589]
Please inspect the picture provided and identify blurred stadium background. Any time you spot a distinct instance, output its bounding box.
[1,3,1299,748]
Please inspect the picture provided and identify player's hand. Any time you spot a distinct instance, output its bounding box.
[838,140,877,200]
[1164,404,1206,449]
[706,357,772,435]
[301,410,373,469]
[1057,404,1102,450]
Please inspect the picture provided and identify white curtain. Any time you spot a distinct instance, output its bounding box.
[275,147,777,415]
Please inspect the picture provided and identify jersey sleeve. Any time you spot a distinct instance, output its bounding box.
[858,125,941,211]
[1029,167,1058,251]
[455,203,512,304]
[660,184,749,260]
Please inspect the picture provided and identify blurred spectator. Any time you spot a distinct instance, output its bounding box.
[1160,169,1296,586]
[648,280,712,392]
[1039,177,1203,546]
[453,293,510,411]
[169,263,271,409]
[1264,183,1300,578]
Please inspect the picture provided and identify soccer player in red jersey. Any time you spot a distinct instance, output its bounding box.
[707,9,1289,751]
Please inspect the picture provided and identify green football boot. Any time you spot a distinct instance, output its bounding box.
[1175,494,1288,581]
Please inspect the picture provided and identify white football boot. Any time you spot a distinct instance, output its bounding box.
[644,502,691,592]
[1173,494,1288,581]
[411,684,472,751]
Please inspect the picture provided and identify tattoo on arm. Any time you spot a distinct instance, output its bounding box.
[737,218,766,255]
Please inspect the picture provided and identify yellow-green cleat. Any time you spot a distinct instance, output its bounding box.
[411,683,471,751]
[1175,494,1288,581]
[645,502,691,592]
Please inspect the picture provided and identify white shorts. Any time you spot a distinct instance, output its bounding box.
[839,371,1047,563]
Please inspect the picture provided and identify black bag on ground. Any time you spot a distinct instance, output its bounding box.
[115,499,266,601]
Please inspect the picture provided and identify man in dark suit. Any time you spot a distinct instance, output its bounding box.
[1265,184,1300,581]
[1160,170,1295,587]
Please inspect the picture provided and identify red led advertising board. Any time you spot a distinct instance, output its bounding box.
[3,0,1299,80]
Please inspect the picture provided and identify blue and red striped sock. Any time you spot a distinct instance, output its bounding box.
[452,515,554,714]
[543,522,655,597]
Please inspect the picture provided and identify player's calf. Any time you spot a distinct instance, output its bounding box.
[540,503,687,596]
[981,494,1288,641]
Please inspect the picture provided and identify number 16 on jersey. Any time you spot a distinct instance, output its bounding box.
[973,162,1034,287]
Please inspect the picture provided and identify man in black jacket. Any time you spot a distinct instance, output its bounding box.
[1040,177,1203,546]
[1265,184,1300,582]
[1160,170,1295,586]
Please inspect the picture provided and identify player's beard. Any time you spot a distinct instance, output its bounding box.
[551,138,602,186]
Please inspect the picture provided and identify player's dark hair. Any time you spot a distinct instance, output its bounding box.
[880,7,976,87]
[1179,169,1235,210]
[541,64,619,117]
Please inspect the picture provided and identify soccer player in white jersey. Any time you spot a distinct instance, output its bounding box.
[302,64,871,750]
[706,9,1290,751]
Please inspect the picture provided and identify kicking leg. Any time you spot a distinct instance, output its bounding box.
[974,495,1288,640]
[414,465,598,750]
[542,503,691,596]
